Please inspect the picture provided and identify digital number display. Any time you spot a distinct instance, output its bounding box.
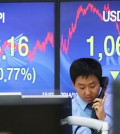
[60,1,120,96]
[0,3,54,95]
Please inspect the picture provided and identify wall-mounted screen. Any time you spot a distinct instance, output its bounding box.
[0,2,54,95]
[60,1,120,97]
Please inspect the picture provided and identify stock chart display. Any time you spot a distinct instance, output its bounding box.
[60,1,120,97]
[0,3,54,95]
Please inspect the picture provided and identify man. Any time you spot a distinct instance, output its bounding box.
[70,58,112,134]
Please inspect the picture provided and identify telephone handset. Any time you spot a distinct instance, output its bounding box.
[98,77,109,99]
[91,77,109,119]
[89,77,109,134]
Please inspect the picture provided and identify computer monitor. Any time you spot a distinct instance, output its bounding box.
[60,1,120,95]
[113,80,120,134]
[0,2,54,95]
[0,95,72,134]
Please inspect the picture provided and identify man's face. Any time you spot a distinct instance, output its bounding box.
[73,75,100,103]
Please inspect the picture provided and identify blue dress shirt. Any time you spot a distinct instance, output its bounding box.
[72,93,113,134]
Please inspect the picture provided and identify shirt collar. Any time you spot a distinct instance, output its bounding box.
[76,94,88,111]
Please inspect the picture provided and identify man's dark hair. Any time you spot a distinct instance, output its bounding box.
[70,58,102,84]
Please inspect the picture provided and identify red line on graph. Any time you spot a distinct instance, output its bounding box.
[60,3,120,54]
[0,32,54,62]
[28,32,54,62]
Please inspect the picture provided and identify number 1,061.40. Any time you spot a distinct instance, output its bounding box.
[87,35,120,57]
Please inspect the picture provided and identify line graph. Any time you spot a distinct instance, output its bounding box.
[28,32,54,62]
[60,3,120,54]
[1,3,120,61]
[0,2,55,95]
[0,32,54,62]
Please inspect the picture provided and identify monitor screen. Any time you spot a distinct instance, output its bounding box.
[0,96,72,134]
[60,1,120,97]
[113,80,120,134]
[0,2,54,95]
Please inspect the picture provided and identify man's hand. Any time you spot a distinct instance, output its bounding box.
[92,93,106,120]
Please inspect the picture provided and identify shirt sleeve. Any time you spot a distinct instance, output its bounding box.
[73,126,92,134]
